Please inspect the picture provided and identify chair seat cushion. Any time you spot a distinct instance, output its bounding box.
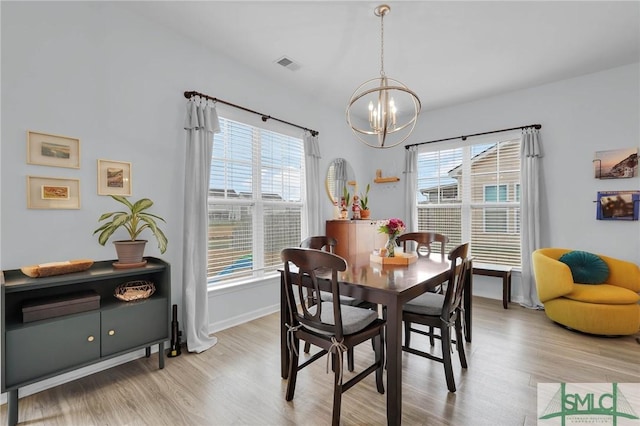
[558,250,609,284]
[307,302,379,335]
[564,284,640,305]
[403,292,445,316]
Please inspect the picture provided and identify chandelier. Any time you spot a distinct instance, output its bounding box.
[346,4,421,149]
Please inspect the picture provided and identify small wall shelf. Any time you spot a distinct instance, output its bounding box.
[374,169,399,183]
[374,176,399,183]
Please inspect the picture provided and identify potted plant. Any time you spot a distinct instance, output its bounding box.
[359,183,371,219]
[94,195,168,266]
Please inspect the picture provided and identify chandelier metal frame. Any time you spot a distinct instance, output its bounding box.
[346,4,421,149]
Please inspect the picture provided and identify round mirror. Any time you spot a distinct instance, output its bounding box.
[325,158,356,205]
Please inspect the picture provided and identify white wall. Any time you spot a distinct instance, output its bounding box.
[0,1,348,398]
[0,1,347,310]
[405,63,640,265]
[356,63,640,301]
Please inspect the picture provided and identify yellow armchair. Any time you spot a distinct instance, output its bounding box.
[532,248,640,336]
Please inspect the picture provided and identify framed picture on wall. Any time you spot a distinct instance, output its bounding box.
[27,131,80,169]
[593,147,638,179]
[27,176,80,209]
[596,190,639,221]
[97,159,131,196]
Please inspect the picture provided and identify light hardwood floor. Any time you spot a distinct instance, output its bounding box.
[2,297,639,425]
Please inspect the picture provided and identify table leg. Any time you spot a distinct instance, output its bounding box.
[502,273,509,309]
[280,272,289,379]
[464,263,473,342]
[385,302,402,426]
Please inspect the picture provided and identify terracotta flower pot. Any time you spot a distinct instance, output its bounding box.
[361,209,371,219]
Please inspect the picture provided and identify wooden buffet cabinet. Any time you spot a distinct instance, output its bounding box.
[326,220,387,258]
[1,258,170,426]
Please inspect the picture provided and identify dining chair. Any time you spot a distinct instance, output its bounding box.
[396,232,449,258]
[402,242,470,393]
[299,236,377,370]
[281,247,385,425]
[397,232,451,344]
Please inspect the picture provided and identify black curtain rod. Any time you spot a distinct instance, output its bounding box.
[184,90,319,137]
[404,123,542,149]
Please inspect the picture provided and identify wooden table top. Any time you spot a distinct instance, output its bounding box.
[303,252,452,302]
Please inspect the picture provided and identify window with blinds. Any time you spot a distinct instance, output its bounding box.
[416,138,521,266]
[208,117,305,284]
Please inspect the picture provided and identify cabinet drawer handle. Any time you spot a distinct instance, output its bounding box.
[108,330,115,336]
[87,335,95,342]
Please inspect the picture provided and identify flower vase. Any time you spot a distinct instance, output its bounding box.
[386,235,396,257]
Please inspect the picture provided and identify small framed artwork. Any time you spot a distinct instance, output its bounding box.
[27,131,80,169]
[27,176,80,209]
[97,159,131,196]
[597,190,639,221]
[593,147,638,179]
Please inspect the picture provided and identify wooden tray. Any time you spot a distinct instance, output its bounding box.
[370,253,418,265]
[21,259,94,278]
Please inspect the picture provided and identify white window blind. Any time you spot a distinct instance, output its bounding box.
[417,148,463,252]
[416,138,521,266]
[208,117,305,284]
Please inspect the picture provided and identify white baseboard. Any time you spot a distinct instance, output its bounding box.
[210,303,279,333]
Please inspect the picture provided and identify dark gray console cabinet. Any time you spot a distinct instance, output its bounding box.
[1,257,170,426]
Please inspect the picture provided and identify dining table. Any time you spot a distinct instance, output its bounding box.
[279,251,473,426]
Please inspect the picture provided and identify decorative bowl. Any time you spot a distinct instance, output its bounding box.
[114,280,155,302]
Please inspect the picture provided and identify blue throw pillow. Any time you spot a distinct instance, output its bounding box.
[558,250,610,285]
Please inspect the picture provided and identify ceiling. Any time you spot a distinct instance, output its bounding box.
[121,1,640,112]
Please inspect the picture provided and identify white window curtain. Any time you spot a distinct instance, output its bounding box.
[404,146,418,232]
[182,97,220,352]
[520,128,543,309]
[303,133,322,236]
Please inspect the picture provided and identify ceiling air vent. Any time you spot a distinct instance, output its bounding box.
[275,56,301,71]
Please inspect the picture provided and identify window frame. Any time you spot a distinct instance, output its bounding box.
[206,116,306,287]
[415,132,522,267]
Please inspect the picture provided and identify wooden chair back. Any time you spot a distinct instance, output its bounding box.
[281,247,348,340]
[441,242,470,320]
[299,236,337,253]
[397,232,449,257]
